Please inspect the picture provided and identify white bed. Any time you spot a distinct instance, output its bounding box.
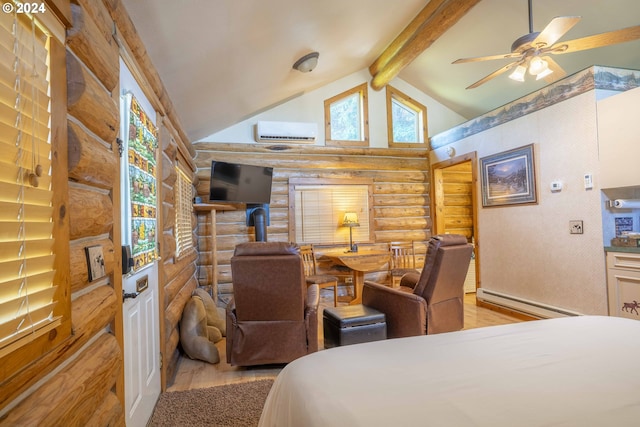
[259,316,640,427]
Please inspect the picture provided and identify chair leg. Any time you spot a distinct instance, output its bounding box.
[333,282,338,306]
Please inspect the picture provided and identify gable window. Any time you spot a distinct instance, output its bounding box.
[290,179,373,245]
[386,86,427,148]
[0,7,70,364]
[324,83,369,147]
[175,165,193,258]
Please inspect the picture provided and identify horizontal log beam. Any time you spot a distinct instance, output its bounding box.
[370,0,481,91]
[84,391,124,427]
[195,151,428,172]
[194,142,428,158]
[67,120,118,189]
[66,50,118,143]
[369,0,447,77]
[2,333,121,426]
[67,3,119,91]
[68,185,113,239]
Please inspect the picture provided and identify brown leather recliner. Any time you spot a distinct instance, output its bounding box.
[226,242,320,366]
[362,234,472,338]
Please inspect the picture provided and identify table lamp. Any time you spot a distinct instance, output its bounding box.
[342,212,360,252]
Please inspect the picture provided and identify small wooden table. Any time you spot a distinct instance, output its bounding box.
[323,249,389,305]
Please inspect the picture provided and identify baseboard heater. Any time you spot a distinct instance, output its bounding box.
[477,288,582,319]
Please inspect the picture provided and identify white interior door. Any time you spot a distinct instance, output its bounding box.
[123,263,161,427]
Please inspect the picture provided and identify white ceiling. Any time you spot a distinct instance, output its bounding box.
[121,0,640,142]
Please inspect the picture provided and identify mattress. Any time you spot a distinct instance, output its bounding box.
[259,316,640,427]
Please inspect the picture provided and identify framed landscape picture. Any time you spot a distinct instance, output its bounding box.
[480,144,537,207]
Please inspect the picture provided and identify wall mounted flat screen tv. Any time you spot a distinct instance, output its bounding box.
[209,161,273,204]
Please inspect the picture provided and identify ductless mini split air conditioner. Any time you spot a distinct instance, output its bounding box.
[255,121,318,143]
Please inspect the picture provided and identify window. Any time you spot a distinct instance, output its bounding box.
[386,86,427,148]
[0,7,69,360]
[175,166,193,258]
[324,83,369,147]
[290,179,373,245]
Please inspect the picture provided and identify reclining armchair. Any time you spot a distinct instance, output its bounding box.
[362,234,472,338]
[226,242,320,366]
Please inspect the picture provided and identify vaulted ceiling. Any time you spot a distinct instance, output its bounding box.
[122,0,640,142]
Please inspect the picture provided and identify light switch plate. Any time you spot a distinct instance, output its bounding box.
[569,220,583,234]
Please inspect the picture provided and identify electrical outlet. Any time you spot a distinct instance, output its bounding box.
[569,220,583,234]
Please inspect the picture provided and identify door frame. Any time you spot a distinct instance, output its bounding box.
[430,152,480,291]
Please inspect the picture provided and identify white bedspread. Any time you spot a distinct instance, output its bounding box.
[259,316,640,427]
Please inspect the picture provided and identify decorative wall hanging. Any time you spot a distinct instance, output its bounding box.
[480,144,537,207]
[125,95,158,270]
[85,245,106,282]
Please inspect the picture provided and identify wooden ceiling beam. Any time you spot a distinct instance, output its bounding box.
[369,0,481,91]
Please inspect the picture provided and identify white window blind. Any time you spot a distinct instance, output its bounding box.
[0,9,58,353]
[294,184,370,244]
[175,166,193,258]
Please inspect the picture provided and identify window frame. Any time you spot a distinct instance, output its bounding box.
[174,164,194,259]
[324,83,369,147]
[0,9,71,378]
[288,178,374,245]
[386,85,428,149]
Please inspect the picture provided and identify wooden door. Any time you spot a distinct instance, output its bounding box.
[123,264,161,426]
[432,153,478,292]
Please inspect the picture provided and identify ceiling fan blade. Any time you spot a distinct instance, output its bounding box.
[532,16,581,48]
[552,25,640,54]
[453,52,522,64]
[542,56,566,83]
[466,62,519,89]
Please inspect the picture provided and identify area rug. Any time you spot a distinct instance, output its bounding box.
[148,379,274,427]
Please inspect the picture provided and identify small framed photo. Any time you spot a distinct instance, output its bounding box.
[85,245,106,282]
[480,144,537,207]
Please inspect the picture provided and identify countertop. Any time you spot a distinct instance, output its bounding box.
[605,246,640,254]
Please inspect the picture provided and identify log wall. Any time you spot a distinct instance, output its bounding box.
[193,143,432,299]
[1,0,195,424]
[441,161,473,238]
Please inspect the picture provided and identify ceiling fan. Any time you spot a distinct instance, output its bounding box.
[453,0,640,89]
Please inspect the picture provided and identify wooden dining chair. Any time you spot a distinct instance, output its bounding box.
[389,241,419,288]
[299,244,339,306]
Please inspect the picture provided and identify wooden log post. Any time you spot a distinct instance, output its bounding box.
[67,3,119,91]
[67,120,118,189]
[68,185,114,239]
[66,51,118,143]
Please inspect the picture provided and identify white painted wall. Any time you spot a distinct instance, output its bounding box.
[431,91,608,315]
[198,68,465,145]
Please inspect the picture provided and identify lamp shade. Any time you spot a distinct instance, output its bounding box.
[293,52,319,73]
[342,212,360,227]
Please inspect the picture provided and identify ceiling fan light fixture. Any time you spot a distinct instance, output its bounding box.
[535,67,553,80]
[293,52,319,73]
[528,57,548,76]
[508,65,527,82]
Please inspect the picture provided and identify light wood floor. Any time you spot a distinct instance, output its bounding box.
[168,292,522,392]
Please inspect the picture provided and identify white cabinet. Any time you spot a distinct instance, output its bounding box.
[597,86,640,189]
[606,251,640,319]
